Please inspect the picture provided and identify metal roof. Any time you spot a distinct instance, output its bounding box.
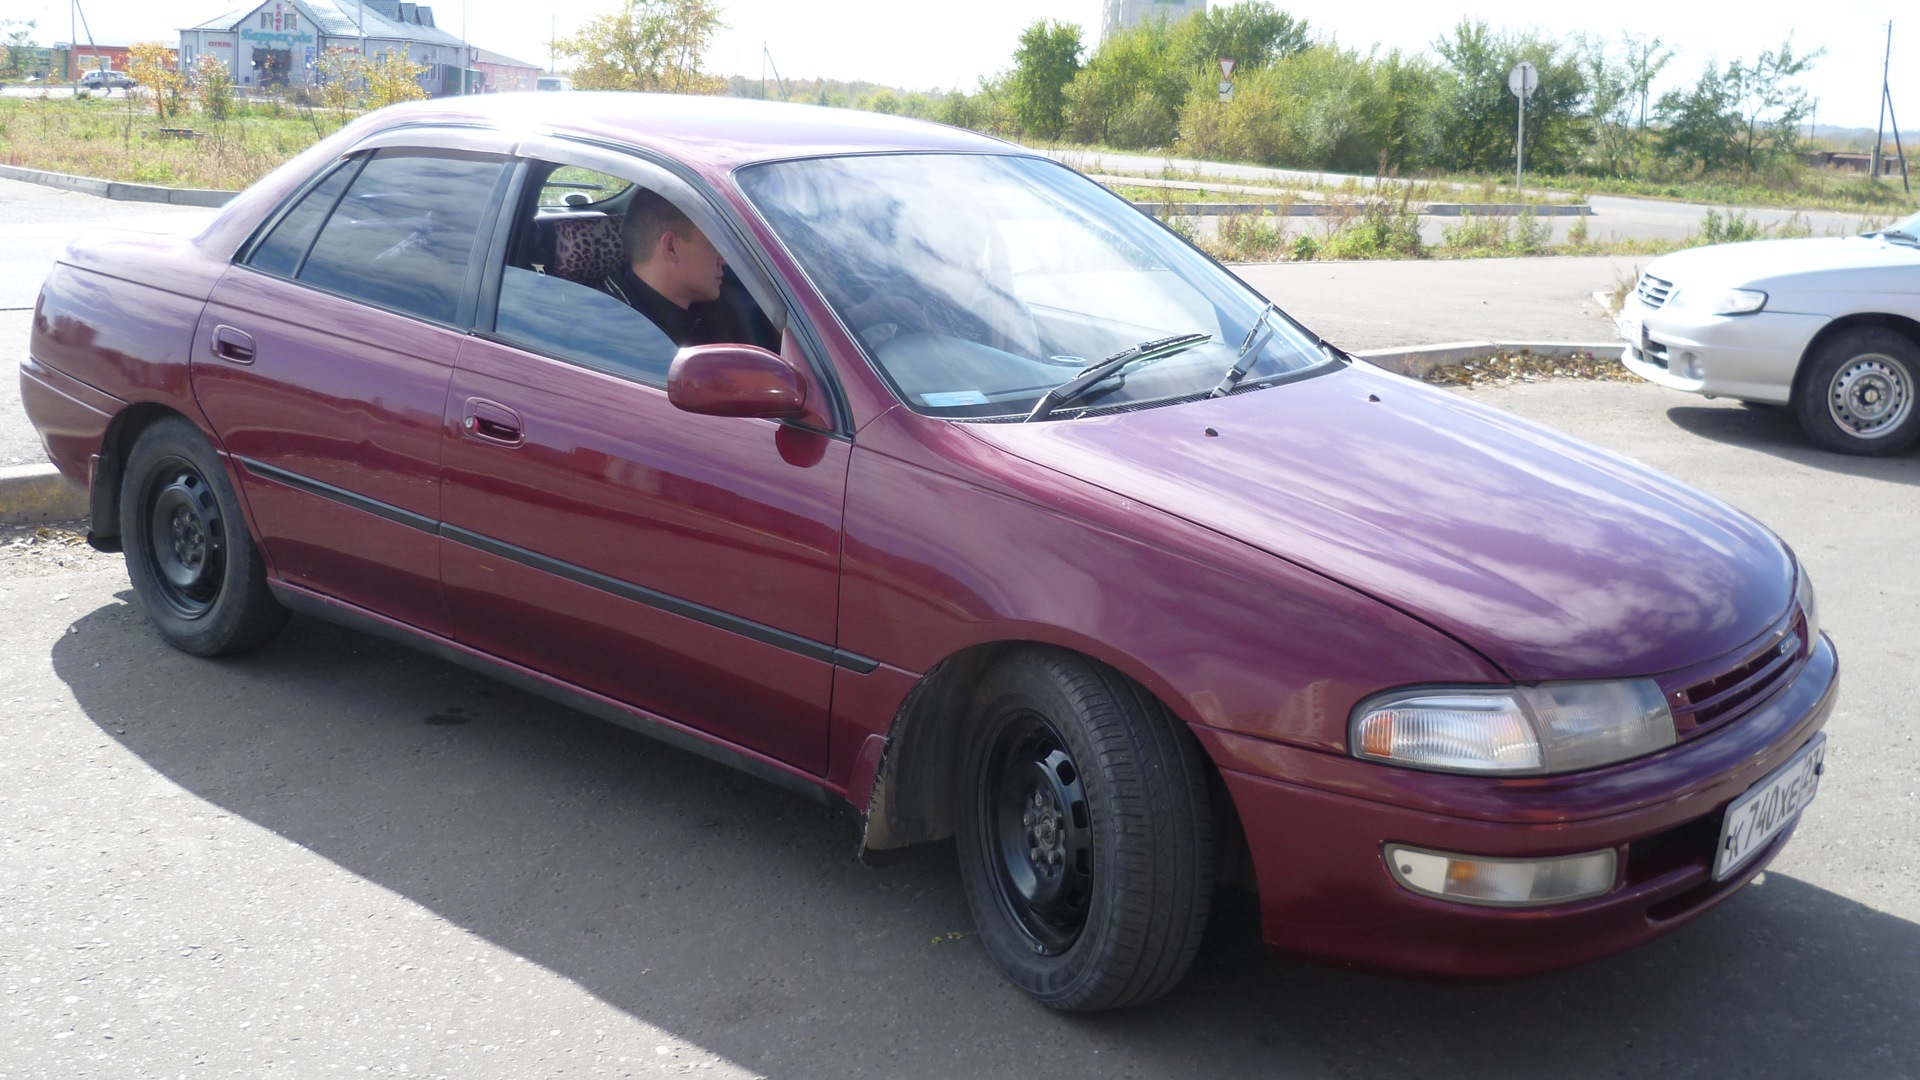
[182,0,465,49]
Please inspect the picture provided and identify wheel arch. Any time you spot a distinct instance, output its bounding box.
[1791,312,1920,404]
[857,638,1253,889]
[86,402,196,551]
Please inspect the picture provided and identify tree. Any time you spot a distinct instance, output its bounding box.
[364,48,429,108]
[1007,19,1081,139]
[128,41,185,118]
[1172,2,1308,73]
[189,53,232,120]
[563,0,725,94]
[1656,64,1743,172]
[1656,39,1819,176]
[1725,38,1822,173]
[3,18,36,80]
[1429,20,1588,173]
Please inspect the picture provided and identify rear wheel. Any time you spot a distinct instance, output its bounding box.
[120,416,287,656]
[954,649,1212,1012]
[1795,328,1920,455]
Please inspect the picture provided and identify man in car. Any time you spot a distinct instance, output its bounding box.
[616,188,776,350]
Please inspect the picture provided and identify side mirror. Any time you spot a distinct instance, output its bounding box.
[667,343,807,419]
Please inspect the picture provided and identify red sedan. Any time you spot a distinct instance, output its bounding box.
[21,94,1834,1011]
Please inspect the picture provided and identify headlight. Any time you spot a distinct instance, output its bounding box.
[1667,287,1767,315]
[1352,680,1676,775]
[1796,563,1819,644]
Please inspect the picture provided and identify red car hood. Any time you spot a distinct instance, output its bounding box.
[960,363,1792,682]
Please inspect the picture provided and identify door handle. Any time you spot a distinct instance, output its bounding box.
[211,325,256,364]
[462,397,524,446]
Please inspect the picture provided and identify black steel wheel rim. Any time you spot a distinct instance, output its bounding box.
[979,710,1094,956]
[141,456,226,620]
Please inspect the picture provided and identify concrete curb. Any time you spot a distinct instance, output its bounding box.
[0,463,88,527]
[1354,340,1621,379]
[0,164,236,208]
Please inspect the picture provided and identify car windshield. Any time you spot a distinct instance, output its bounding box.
[738,153,1334,419]
[1877,210,1920,242]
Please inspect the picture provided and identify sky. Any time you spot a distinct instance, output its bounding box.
[11,0,1913,130]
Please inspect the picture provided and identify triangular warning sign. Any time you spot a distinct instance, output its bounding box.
[1219,58,1236,78]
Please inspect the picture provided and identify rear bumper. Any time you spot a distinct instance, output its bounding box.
[1211,635,1838,979]
[19,354,121,484]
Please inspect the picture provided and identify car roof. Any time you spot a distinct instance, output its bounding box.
[358,92,1028,174]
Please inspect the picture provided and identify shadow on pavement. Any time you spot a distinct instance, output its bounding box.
[52,601,1920,1079]
[1665,404,1920,484]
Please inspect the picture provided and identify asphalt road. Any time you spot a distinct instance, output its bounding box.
[2,380,1915,1077]
[1055,149,1901,247]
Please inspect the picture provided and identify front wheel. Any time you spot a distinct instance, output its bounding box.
[1795,328,1920,455]
[120,416,288,656]
[954,649,1213,1012]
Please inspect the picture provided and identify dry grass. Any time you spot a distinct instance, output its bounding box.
[0,94,346,190]
[1422,349,1638,388]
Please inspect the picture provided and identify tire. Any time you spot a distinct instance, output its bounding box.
[120,416,288,656]
[954,649,1213,1012]
[1794,328,1920,456]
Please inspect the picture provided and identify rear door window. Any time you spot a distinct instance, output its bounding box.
[295,150,511,325]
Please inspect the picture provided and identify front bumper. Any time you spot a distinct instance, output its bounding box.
[1204,634,1838,980]
[1616,301,1827,405]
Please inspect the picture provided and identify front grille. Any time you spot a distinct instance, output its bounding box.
[1636,273,1675,309]
[1674,621,1804,734]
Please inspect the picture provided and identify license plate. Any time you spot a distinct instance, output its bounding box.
[1616,309,1640,345]
[1714,733,1825,881]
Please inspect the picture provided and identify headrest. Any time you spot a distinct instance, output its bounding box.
[533,212,624,284]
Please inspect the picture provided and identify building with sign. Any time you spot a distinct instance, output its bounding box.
[1102,0,1207,41]
[179,0,472,95]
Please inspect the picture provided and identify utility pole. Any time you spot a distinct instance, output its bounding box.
[1873,22,1891,177]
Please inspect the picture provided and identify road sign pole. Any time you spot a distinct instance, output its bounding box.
[1516,91,1525,195]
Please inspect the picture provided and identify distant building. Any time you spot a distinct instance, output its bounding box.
[1102,0,1207,40]
[1806,150,1909,177]
[472,46,541,92]
[71,41,137,76]
[179,0,473,95]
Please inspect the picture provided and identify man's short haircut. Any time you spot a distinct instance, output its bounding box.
[622,188,699,263]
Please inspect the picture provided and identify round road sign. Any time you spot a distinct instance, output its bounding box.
[1509,61,1539,99]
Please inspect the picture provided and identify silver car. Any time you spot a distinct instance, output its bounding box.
[1619,210,1920,455]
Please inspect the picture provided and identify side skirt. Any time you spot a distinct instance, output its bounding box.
[269,581,835,807]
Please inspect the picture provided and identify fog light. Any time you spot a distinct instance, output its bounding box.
[1385,844,1616,907]
[1677,351,1702,379]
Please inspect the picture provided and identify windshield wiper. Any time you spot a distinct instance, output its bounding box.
[1209,302,1277,398]
[1879,228,1920,247]
[1024,333,1211,422]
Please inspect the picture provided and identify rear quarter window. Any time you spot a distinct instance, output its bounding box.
[293,150,510,325]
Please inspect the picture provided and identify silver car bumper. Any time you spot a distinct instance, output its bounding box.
[1617,300,1828,405]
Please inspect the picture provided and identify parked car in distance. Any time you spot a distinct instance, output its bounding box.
[79,68,137,91]
[22,94,1837,1012]
[534,75,570,91]
[1619,212,1920,455]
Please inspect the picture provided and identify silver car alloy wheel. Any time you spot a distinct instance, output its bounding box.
[1826,353,1913,439]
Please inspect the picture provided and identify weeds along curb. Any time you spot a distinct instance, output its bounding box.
[0,164,236,208]
[0,463,88,527]
[1354,341,1621,379]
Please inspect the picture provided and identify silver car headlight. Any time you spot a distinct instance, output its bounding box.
[1667,287,1767,315]
[1351,680,1676,776]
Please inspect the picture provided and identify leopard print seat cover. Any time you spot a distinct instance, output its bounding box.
[546,213,626,283]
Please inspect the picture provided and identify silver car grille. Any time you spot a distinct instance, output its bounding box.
[1636,273,1674,309]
